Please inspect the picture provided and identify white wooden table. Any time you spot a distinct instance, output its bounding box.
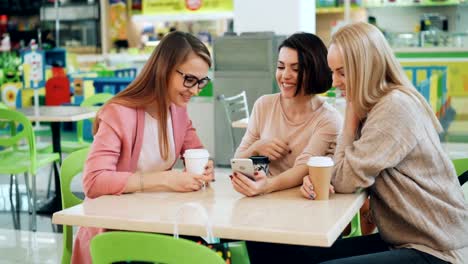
[17,106,96,123]
[17,106,97,214]
[52,175,366,247]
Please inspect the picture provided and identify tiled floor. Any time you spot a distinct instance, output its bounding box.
[0,228,62,264]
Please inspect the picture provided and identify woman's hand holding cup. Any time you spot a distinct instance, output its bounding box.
[301,175,335,200]
[183,149,212,188]
[302,156,335,200]
[202,160,215,186]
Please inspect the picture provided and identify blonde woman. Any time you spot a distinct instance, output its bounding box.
[309,22,467,263]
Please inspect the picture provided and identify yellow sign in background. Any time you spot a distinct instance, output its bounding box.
[143,0,233,14]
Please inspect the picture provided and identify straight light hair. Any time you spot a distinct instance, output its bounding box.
[94,32,211,159]
[330,22,442,132]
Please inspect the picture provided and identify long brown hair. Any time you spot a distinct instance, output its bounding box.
[330,22,442,132]
[94,32,211,159]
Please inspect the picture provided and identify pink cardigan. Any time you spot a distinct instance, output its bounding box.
[72,103,203,264]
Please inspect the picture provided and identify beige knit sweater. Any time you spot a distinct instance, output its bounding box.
[333,90,468,263]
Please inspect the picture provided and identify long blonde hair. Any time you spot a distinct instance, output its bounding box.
[94,32,211,159]
[330,22,442,132]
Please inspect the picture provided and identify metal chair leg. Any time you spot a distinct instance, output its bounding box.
[32,173,37,232]
[46,164,54,198]
[8,176,20,230]
[23,173,32,214]
[9,174,13,205]
[15,175,21,212]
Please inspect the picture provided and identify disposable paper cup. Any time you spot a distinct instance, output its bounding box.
[249,156,270,175]
[307,156,334,200]
[184,149,210,175]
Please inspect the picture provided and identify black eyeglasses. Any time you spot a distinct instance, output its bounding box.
[176,70,211,90]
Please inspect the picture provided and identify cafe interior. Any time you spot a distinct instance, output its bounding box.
[0,0,468,263]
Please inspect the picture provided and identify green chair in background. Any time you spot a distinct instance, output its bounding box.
[59,147,89,264]
[343,213,362,239]
[229,241,251,264]
[0,102,7,132]
[60,93,113,153]
[47,93,112,198]
[0,108,60,231]
[453,158,468,200]
[453,158,468,177]
[90,231,225,264]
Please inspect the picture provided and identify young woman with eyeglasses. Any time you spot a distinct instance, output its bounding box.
[72,32,214,264]
[231,33,342,197]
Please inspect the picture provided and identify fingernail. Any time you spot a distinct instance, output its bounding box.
[212,179,216,182]
[288,150,292,154]
[310,194,315,200]
[233,172,237,176]
[254,172,258,176]
[205,166,208,169]
[229,175,233,179]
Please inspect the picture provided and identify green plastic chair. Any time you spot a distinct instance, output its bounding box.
[0,108,60,231]
[0,102,7,131]
[59,147,89,264]
[90,231,225,264]
[343,213,362,239]
[60,93,113,153]
[47,93,112,198]
[453,158,468,176]
[229,241,251,264]
[453,158,468,200]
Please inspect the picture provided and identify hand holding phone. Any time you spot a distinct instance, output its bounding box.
[230,158,255,181]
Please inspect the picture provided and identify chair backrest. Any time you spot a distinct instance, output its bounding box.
[217,91,249,151]
[453,158,468,200]
[59,147,89,264]
[90,231,225,264]
[0,109,37,168]
[218,91,249,125]
[453,158,468,177]
[0,102,7,130]
[76,93,113,142]
[60,147,89,209]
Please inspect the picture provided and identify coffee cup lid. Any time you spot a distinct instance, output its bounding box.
[249,156,270,164]
[307,156,334,167]
[183,149,210,159]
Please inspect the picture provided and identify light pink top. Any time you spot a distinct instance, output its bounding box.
[235,94,342,176]
[72,103,203,264]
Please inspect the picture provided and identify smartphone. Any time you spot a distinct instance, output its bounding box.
[230,158,256,181]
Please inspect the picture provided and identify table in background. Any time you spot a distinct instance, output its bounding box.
[52,175,366,247]
[231,118,248,129]
[18,106,97,215]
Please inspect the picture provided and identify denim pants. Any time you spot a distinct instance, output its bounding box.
[246,233,449,264]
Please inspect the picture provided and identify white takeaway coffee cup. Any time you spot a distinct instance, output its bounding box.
[184,149,210,175]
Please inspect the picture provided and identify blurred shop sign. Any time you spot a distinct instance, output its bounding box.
[143,0,233,14]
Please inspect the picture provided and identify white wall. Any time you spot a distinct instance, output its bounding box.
[187,97,215,157]
[233,0,316,35]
